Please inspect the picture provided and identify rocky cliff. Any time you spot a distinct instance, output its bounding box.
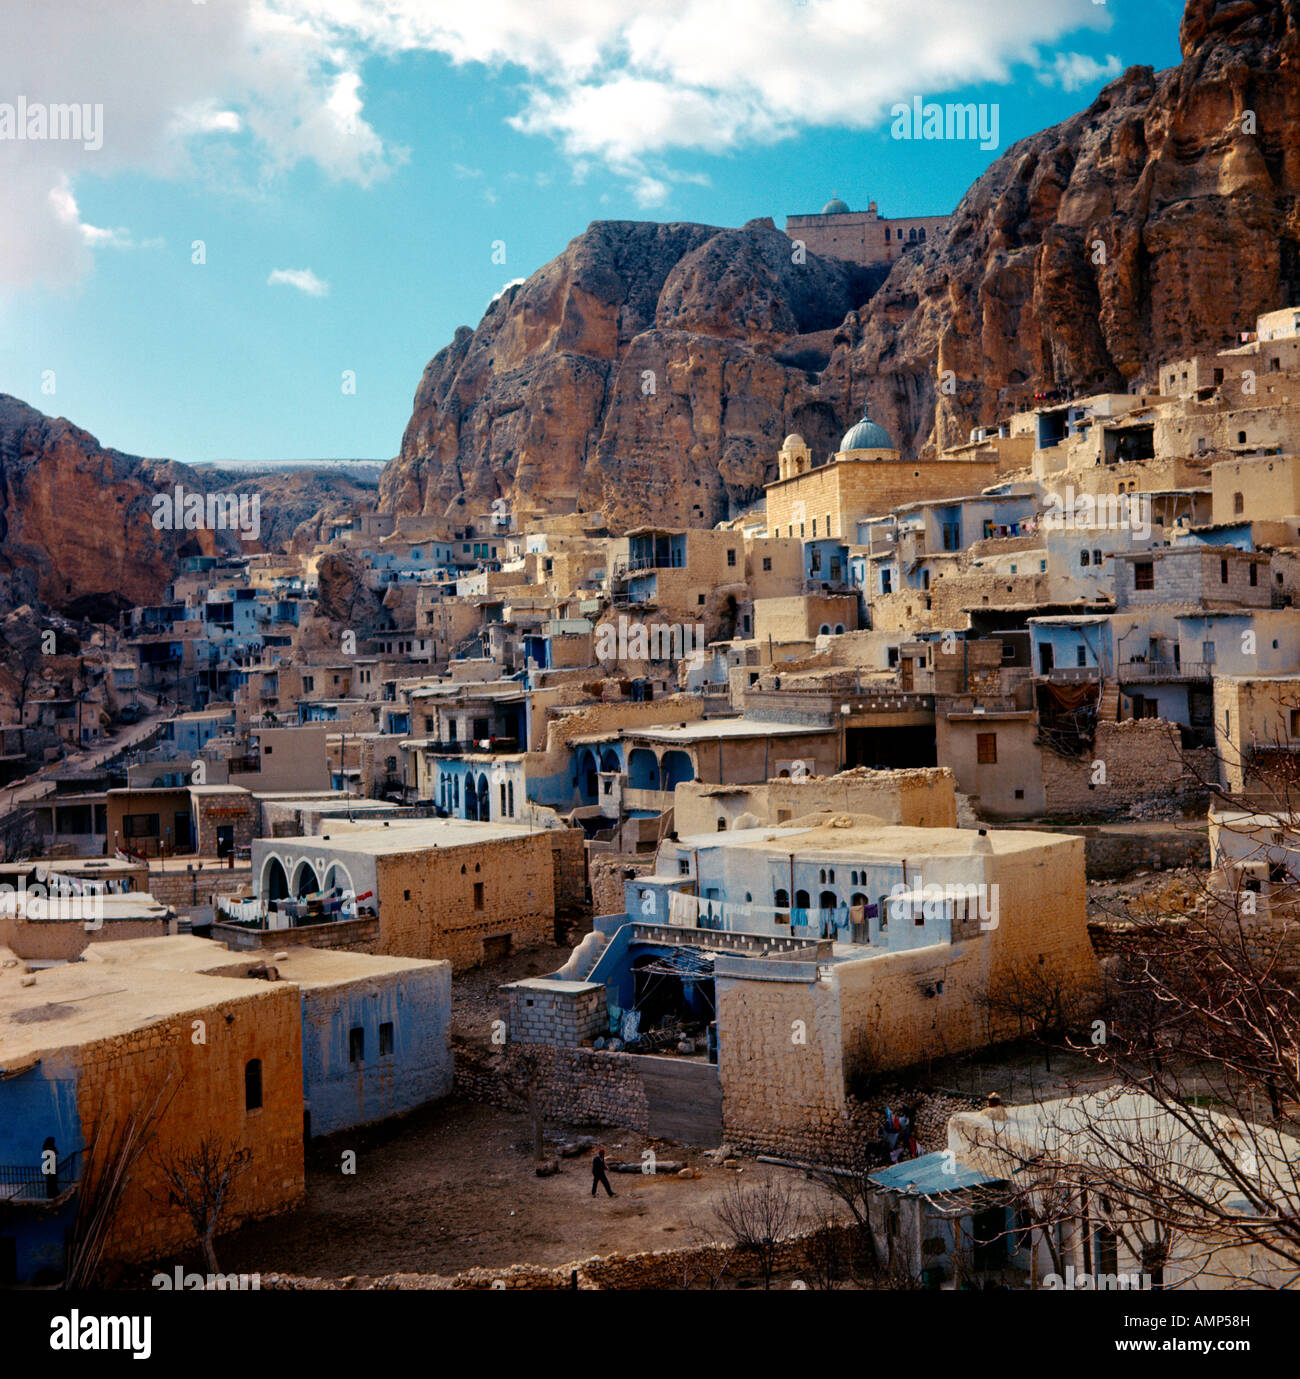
[844,0,1300,456]
[379,219,883,529]
[0,395,374,618]
[383,0,1300,520]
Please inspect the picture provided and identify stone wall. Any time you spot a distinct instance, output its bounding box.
[376,832,557,971]
[504,981,606,1046]
[213,914,381,953]
[145,867,251,913]
[548,827,588,914]
[261,1222,864,1289]
[1040,719,1213,820]
[72,984,305,1267]
[590,854,654,917]
[454,1040,650,1131]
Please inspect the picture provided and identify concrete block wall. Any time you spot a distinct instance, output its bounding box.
[506,984,606,1047]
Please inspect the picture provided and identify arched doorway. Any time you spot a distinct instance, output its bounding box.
[627,748,659,791]
[577,749,599,804]
[661,750,694,791]
[263,856,289,902]
[292,860,320,898]
[475,773,490,820]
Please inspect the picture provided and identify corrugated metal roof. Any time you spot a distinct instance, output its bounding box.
[869,1151,996,1196]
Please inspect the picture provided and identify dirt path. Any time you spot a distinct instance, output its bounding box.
[211,1099,821,1280]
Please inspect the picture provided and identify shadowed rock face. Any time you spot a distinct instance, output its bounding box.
[383,1,1300,521]
[843,0,1300,458]
[379,218,884,530]
[0,394,375,615]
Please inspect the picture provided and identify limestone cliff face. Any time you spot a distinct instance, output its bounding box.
[383,1,1300,517]
[0,394,222,617]
[379,219,882,529]
[0,395,375,617]
[845,0,1300,457]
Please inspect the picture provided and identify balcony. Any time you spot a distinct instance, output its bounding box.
[0,1150,82,1206]
[1038,666,1100,683]
[1118,660,1210,683]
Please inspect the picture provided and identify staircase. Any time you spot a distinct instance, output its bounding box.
[1098,682,1121,722]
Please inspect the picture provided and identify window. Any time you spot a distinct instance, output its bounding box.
[1249,563,1258,586]
[678,859,690,876]
[762,556,772,571]
[123,813,159,839]
[1093,550,1103,565]
[774,888,790,908]
[349,1027,365,1062]
[1220,559,1229,584]
[1080,550,1090,567]
[812,519,818,537]
[473,882,485,910]
[1076,646,1087,667]
[1234,492,1244,515]
[698,594,706,605]
[244,1059,262,1111]
[1238,431,1247,445]
[1133,561,1154,591]
[379,1022,394,1056]
[727,549,737,566]
[976,732,998,765]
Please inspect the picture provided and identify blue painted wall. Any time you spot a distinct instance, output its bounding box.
[0,1064,82,1283]
[300,966,452,1138]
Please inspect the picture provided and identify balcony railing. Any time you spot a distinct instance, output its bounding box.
[1038,666,1100,683]
[1118,660,1210,683]
[0,1151,82,1204]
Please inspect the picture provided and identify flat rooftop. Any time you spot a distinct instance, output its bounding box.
[676,820,1074,859]
[85,934,440,988]
[0,956,284,1069]
[263,818,550,856]
[570,718,827,746]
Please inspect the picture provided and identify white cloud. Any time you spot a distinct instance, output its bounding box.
[268,266,330,296]
[2,0,1115,290]
[490,277,525,306]
[1041,51,1123,92]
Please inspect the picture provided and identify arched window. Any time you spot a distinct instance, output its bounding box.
[820,890,838,911]
[245,1059,263,1111]
[507,780,515,816]
[774,888,790,908]
[819,624,831,635]
[795,889,810,910]
[717,817,727,831]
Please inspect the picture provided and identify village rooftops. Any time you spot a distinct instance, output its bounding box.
[674,820,1053,860]
[567,719,828,746]
[83,934,439,990]
[0,955,285,1070]
[408,682,526,701]
[286,818,549,856]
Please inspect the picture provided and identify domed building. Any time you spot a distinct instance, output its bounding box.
[784,194,950,271]
[764,407,1003,542]
[837,411,897,458]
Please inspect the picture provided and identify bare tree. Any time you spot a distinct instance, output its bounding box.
[709,1177,802,1290]
[150,1136,251,1275]
[981,959,1097,1072]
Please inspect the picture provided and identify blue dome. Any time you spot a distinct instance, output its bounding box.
[840,412,894,452]
[821,195,850,215]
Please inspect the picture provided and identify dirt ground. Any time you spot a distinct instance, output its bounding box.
[208,1098,824,1281]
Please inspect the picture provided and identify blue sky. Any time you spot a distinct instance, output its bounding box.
[0,0,1183,465]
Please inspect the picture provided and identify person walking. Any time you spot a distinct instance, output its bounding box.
[591,1146,616,1198]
